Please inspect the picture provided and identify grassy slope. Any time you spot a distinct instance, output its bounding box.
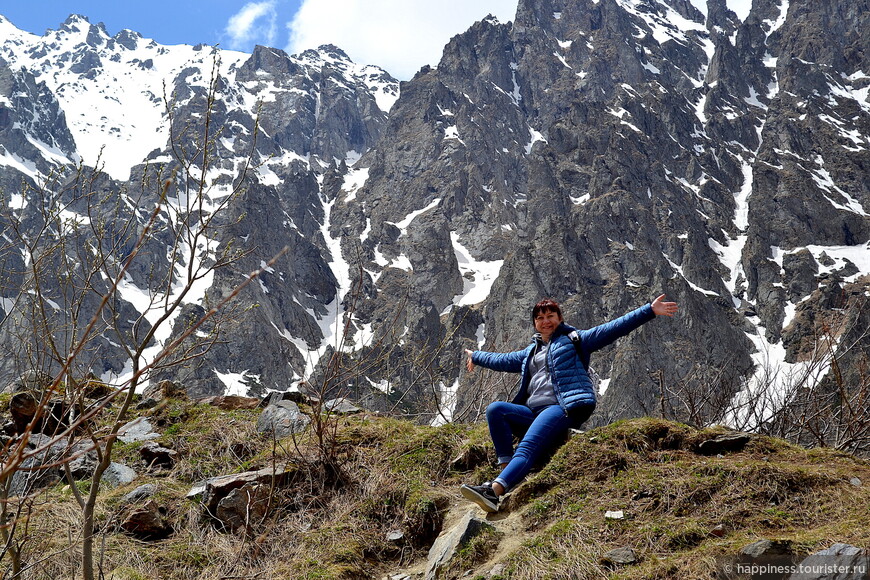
[7,398,870,579]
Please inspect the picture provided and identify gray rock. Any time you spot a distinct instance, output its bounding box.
[426,509,495,580]
[601,546,638,566]
[8,435,67,496]
[324,398,362,415]
[195,395,260,410]
[121,484,158,504]
[101,462,137,487]
[789,544,867,580]
[117,417,160,443]
[2,371,53,395]
[740,539,794,558]
[140,380,188,402]
[386,529,405,542]
[256,401,310,438]
[135,397,159,410]
[68,441,100,479]
[696,433,752,456]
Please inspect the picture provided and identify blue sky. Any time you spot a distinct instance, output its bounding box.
[1,0,271,48]
[1,0,752,80]
[0,0,519,79]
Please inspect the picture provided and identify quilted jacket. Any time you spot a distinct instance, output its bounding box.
[471,303,656,417]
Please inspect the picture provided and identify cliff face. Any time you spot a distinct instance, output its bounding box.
[333,0,869,422]
[0,1,868,424]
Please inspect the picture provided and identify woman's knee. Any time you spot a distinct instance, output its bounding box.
[485,401,514,421]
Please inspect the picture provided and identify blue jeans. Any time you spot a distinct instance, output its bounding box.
[486,401,594,492]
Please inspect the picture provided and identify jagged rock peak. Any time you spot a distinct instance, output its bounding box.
[237,45,300,79]
[26,14,112,53]
[113,29,143,50]
[705,0,739,36]
[297,44,353,65]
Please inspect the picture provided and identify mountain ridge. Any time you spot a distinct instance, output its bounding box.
[0,0,868,439]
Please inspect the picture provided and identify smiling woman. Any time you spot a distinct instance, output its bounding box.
[460,294,678,513]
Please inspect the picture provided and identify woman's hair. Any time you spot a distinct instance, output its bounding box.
[531,298,563,322]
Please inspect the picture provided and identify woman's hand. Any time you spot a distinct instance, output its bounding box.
[464,349,475,372]
[651,294,678,317]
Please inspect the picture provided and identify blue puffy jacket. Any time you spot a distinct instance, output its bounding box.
[471,304,656,418]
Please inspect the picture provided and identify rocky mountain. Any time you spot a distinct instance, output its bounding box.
[0,0,868,429]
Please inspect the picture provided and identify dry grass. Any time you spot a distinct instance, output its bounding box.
[499,417,870,579]
[3,407,870,579]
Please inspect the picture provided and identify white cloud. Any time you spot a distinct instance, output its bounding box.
[283,0,753,80]
[226,1,278,50]
[286,0,518,80]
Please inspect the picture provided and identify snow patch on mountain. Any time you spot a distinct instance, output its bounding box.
[447,233,504,312]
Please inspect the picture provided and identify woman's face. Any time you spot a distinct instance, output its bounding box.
[534,309,562,342]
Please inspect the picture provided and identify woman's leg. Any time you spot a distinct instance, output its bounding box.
[485,401,535,466]
[492,405,574,493]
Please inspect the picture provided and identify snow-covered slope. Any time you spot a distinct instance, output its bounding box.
[0,15,398,181]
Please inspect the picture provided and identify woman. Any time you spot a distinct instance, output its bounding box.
[460,294,678,513]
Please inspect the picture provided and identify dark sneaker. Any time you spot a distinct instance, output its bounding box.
[460,483,499,513]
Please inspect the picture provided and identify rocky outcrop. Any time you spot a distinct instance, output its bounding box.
[425,509,495,580]
[188,463,300,532]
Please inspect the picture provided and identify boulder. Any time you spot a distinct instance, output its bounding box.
[696,432,752,456]
[214,482,271,532]
[8,434,66,496]
[121,484,158,504]
[789,544,867,580]
[138,441,178,467]
[2,371,52,395]
[324,398,362,414]
[9,391,39,433]
[426,509,494,580]
[140,380,188,402]
[117,417,160,443]
[68,440,100,479]
[740,539,794,558]
[102,462,137,487]
[8,392,71,436]
[81,378,115,400]
[256,401,310,439]
[188,464,297,514]
[600,546,638,567]
[119,500,173,540]
[259,391,310,408]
